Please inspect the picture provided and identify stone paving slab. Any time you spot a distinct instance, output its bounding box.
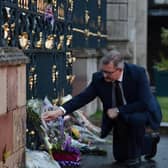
[81,135,168,168]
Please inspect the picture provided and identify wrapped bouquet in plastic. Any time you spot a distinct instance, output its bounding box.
[26,149,60,168]
[41,97,81,168]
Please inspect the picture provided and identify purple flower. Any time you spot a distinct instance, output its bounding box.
[58,116,64,140]
[58,160,80,167]
[44,4,54,28]
[63,135,71,151]
[62,135,81,156]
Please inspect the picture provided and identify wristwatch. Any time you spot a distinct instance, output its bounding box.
[116,108,120,113]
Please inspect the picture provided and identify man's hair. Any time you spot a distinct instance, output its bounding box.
[100,50,124,69]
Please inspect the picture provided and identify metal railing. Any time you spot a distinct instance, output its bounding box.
[0,0,107,101]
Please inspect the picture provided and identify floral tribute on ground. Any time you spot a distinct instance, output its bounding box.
[26,96,108,168]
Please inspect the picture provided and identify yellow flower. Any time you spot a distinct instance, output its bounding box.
[71,127,80,139]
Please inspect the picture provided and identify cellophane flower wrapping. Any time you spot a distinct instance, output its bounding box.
[42,97,81,167]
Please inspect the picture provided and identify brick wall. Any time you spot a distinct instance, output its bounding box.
[0,48,28,168]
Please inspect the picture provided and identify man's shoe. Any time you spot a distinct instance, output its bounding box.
[144,133,160,160]
[125,157,141,168]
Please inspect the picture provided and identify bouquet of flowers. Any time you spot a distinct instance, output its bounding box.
[52,135,81,167]
[41,97,81,168]
[26,99,45,150]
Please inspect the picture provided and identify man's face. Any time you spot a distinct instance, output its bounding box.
[101,62,122,82]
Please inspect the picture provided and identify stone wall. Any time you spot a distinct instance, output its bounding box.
[107,0,147,67]
[107,0,128,40]
[72,49,101,116]
[0,48,29,168]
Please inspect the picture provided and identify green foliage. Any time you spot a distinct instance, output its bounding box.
[52,143,62,152]
[153,27,168,71]
[80,146,107,156]
[157,96,168,122]
[26,106,45,150]
[90,109,102,119]
[27,107,42,129]
[161,27,168,46]
[154,56,168,71]
[89,109,102,121]
[89,109,102,126]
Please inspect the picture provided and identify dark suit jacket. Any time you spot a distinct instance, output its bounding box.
[62,63,162,137]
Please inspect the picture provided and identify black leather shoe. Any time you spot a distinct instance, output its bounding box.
[144,133,160,160]
[125,157,141,168]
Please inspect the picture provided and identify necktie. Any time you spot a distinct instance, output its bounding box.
[112,81,116,107]
[115,81,125,106]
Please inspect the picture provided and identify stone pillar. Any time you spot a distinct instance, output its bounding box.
[107,0,147,67]
[0,47,29,168]
[134,0,147,68]
[72,49,100,116]
[107,0,130,61]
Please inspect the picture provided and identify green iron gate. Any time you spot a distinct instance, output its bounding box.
[0,0,107,101]
[0,0,74,101]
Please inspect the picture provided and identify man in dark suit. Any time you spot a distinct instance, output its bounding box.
[42,50,162,168]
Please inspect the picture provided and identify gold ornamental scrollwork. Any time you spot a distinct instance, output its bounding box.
[68,0,74,11]
[98,0,101,8]
[52,0,57,7]
[37,0,45,13]
[73,28,107,38]
[58,3,65,20]
[35,32,43,48]
[2,22,10,40]
[18,0,29,9]
[57,35,64,50]
[85,10,90,24]
[28,66,37,91]
[66,51,76,65]
[98,16,101,28]
[1,8,17,44]
[18,32,30,49]
[66,35,72,48]
[52,65,59,83]
[66,74,76,85]
[45,34,56,49]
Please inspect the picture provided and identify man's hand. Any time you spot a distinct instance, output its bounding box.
[107,108,119,119]
[41,108,64,121]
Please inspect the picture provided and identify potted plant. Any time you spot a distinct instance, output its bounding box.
[153,27,168,96]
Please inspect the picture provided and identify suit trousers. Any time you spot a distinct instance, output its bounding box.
[112,113,148,161]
